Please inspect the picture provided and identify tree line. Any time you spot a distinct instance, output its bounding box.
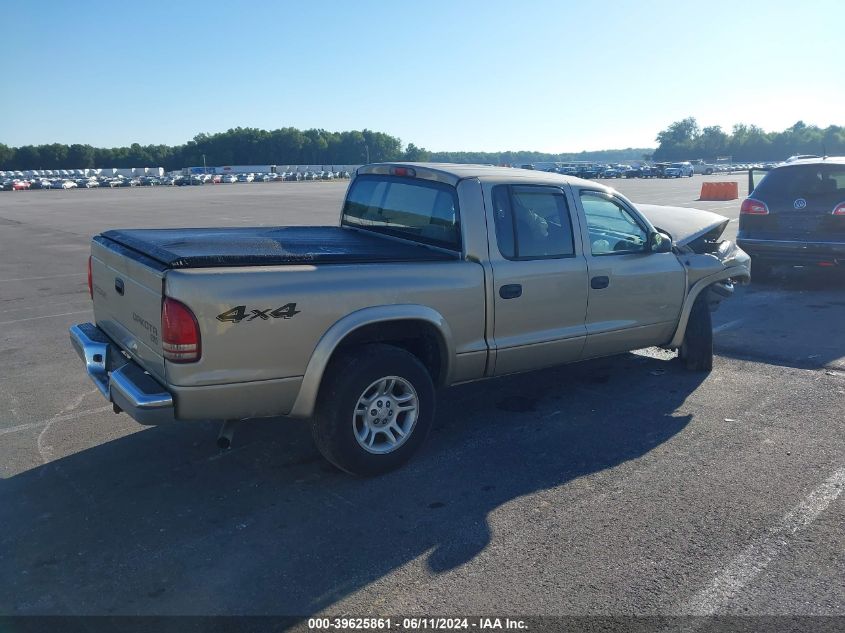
[0,127,405,171]
[654,118,845,162]
[0,126,652,172]
[5,118,840,171]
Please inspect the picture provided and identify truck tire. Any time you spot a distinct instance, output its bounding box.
[680,294,713,372]
[311,344,435,476]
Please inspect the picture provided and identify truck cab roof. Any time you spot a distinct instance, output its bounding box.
[359,162,606,189]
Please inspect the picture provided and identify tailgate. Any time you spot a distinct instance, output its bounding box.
[91,237,166,381]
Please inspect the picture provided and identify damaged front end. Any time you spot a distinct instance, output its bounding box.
[676,234,751,307]
[638,204,751,349]
[638,203,751,290]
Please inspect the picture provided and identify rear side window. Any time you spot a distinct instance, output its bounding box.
[491,185,575,259]
[342,175,460,250]
[754,165,845,205]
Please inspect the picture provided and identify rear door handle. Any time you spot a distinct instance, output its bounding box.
[114,278,125,295]
[499,284,522,299]
[590,276,610,290]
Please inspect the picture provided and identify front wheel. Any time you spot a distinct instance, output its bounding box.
[312,344,435,476]
[679,294,713,372]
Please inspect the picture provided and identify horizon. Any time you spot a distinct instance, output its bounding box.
[2,0,843,152]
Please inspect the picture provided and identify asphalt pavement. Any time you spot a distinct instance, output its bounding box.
[0,175,842,626]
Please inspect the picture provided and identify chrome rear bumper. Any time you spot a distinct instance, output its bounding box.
[69,323,175,424]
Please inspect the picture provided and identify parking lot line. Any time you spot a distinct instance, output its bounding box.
[679,466,845,615]
[0,404,112,437]
[0,273,85,283]
[713,318,746,334]
[0,300,91,315]
[0,310,91,325]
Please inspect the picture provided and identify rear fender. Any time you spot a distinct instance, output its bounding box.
[288,305,455,419]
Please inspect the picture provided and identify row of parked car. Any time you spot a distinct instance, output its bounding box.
[0,170,352,191]
[522,161,780,179]
[528,163,695,179]
[175,170,351,186]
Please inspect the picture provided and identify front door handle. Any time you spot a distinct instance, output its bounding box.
[499,284,522,299]
[590,276,610,290]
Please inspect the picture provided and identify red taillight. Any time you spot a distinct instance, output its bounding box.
[87,256,93,299]
[740,198,769,215]
[161,297,201,363]
[832,202,845,216]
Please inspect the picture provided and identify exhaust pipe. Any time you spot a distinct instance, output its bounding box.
[217,420,237,450]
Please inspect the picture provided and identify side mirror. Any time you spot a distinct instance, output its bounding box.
[648,231,673,253]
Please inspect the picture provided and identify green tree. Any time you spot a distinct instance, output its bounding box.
[404,143,431,162]
[67,144,96,168]
[14,146,41,170]
[0,143,14,169]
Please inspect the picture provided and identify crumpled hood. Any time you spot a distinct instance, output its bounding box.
[636,204,730,246]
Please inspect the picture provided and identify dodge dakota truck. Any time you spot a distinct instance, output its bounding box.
[70,163,750,475]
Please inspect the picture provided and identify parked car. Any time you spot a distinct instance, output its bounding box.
[12,180,31,190]
[576,165,600,179]
[738,157,845,278]
[70,163,750,475]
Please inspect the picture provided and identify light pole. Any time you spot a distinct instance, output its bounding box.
[202,154,207,175]
[365,144,370,164]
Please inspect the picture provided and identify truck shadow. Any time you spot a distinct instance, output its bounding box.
[2,353,703,616]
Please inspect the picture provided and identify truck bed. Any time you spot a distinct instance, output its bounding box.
[97,226,458,269]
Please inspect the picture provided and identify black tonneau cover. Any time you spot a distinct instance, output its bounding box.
[97,226,458,269]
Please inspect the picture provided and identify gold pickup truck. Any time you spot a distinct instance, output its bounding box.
[70,163,750,475]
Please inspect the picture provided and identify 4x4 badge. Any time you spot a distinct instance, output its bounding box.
[216,304,300,323]
[793,198,807,209]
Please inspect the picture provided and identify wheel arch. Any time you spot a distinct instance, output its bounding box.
[668,265,749,349]
[288,305,455,419]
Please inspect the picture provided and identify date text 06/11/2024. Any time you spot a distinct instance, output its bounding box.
[307,617,528,631]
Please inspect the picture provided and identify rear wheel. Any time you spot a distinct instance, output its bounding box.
[311,344,435,476]
[680,294,713,372]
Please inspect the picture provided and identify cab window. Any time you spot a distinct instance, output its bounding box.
[492,185,574,259]
[579,191,647,255]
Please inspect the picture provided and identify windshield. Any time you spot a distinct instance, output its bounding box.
[341,174,461,250]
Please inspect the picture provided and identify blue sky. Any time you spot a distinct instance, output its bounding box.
[1,0,842,152]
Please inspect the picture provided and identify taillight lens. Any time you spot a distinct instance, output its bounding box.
[740,198,769,215]
[161,297,201,363]
[832,202,845,216]
[87,256,93,299]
